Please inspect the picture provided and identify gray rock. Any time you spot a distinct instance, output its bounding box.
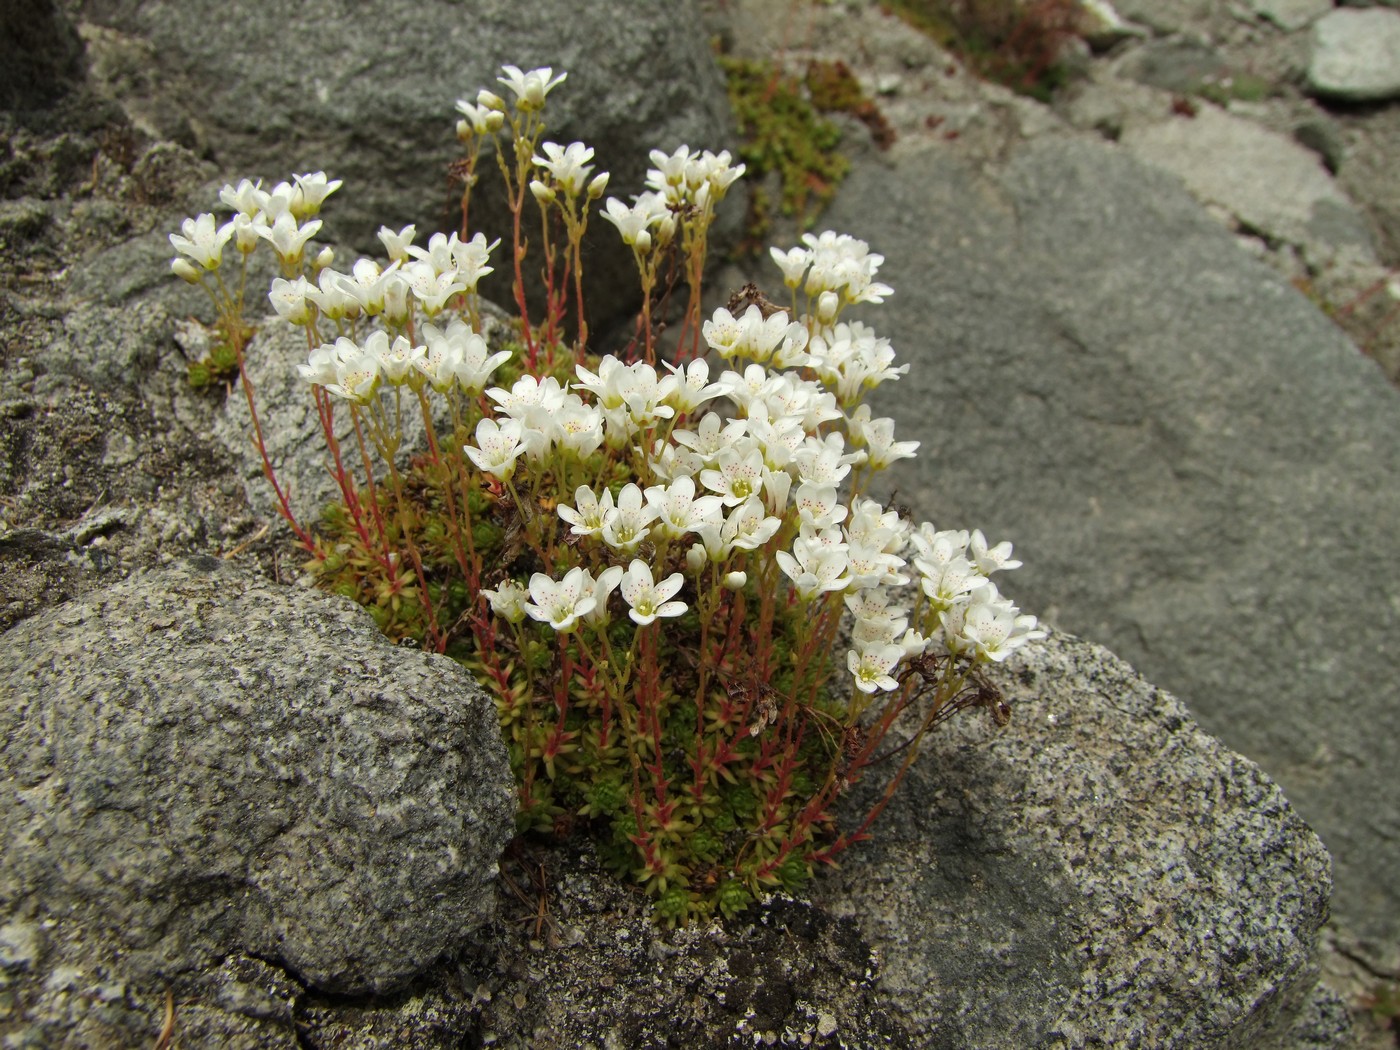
[0,0,85,112]
[0,557,515,1044]
[1307,8,1400,101]
[1295,116,1347,174]
[75,0,737,329]
[1120,104,1375,263]
[1115,37,1230,94]
[456,631,1339,1048]
[817,630,1335,1048]
[806,135,1400,976]
[1251,0,1334,31]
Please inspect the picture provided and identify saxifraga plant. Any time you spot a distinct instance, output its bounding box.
[168,64,1044,926]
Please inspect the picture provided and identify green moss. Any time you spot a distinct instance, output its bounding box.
[718,55,850,241]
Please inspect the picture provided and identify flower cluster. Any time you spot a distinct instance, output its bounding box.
[171,64,1042,926]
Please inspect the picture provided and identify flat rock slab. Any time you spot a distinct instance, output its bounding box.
[0,558,515,1045]
[1121,104,1374,262]
[806,134,1400,973]
[1308,8,1400,102]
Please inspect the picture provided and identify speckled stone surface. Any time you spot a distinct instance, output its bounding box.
[814,629,1336,1048]
[0,558,515,1045]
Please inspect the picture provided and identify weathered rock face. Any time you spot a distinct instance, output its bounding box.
[815,631,1333,1048]
[0,558,515,1043]
[0,0,86,113]
[73,0,738,331]
[458,630,1340,1049]
[810,133,1400,982]
[0,615,1339,1047]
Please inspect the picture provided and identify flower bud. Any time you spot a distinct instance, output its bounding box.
[171,258,201,284]
[529,180,555,205]
[635,230,652,255]
[477,89,505,112]
[455,119,472,144]
[816,290,840,326]
[685,544,706,574]
[314,246,335,273]
[722,571,747,591]
[586,172,610,200]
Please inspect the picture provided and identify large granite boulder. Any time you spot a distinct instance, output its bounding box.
[0,558,515,1045]
[806,134,1400,976]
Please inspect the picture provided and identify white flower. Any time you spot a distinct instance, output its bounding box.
[169,213,233,271]
[956,586,1045,663]
[486,374,568,456]
[452,232,498,291]
[776,542,851,603]
[290,171,342,220]
[533,141,598,198]
[919,555,984,612]
[848,406,919,468]
[219,178,268,219]
[619,560,686,626]
[558,486,615,538]
[366,331,425,387]
[673,413,747,464]
[406,231,458,275]
[910,524,969,569]
[323,339,382,405]
[794,436,857,487]
[256,213,322,266]
[600,483,656,553]
[969,529,1022,574]
[404,260,467,315]
[224,212,262,255]
[645,477,723,540]
[721,497,781,551]
[662,358,723,414]
[846,496,909,554]
[700,446,766,507]
[307,267,356,321]
[463,417,526,481]
[770,245,812,288]
[337,258,402,316]
[497,64,566,111]
[269,276,315,325]
[793,482,846,530]
[600,193,668,250]
[524,567,596,633]
[582,565,625,625]
[556,398,604,458]
[482,579,528,624]
[297,341,342,387]
[377,224,417,263]
[455,98,505,137]
[847,541,908,589]
[702,307,745,359]
[421,319,510,395]
[847,645,903,693]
